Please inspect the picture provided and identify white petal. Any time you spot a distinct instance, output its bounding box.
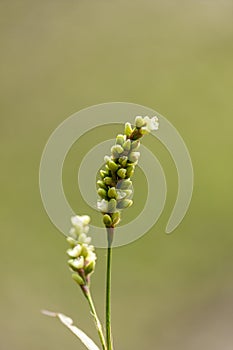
[97,199,109,212]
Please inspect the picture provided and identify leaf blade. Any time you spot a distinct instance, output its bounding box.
[42,310,100,350]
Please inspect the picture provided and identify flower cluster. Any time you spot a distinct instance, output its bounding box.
[97,115,159,228]
[66,215,96,287]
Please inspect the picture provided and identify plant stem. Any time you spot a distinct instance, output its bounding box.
[84,287,107,350]
[106,227,114,350]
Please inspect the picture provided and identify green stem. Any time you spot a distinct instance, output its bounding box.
[106,227,114,350]
[84,287,107,350]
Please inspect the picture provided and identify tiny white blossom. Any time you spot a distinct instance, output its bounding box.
[70,256,84,269]
[67,244,82,258]
[97,199,109,212]
[71,215,90,228]
[86,251,97,263]
[142,116,159,133]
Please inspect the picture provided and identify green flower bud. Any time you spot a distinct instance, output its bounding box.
[116,134,125,146]
[108,160,119,172]
[128,151,140,163]
[117,168,126,179]
[123,139,131,152]
[100,170,107,178]
[108,198,117,213]
[117,179,132,189]
[117,199,133,209]
[135,116,145,128]
[112,211,121,225]
[97,188,107,199]
[119,156,128,167]
[84,260,96,275]
[131,140,140,150]
[126,165,135,178]
[125,122,133,137]
[97,180,107,189]
[72,273,85,286]
[103,214,112,227]
[108,187,117,199]
[104,177,113,185]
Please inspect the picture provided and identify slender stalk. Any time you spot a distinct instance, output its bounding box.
[84,286,107,350]
[106,227,114,350]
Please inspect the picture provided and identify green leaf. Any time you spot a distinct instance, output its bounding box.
[42,310,100,350]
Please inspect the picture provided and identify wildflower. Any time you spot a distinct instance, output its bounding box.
[66,215,96,287]
[97,115,159,229]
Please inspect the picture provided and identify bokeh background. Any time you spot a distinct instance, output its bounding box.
[1,0,233,349]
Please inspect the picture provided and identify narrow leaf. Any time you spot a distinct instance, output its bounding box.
[42,310,100,350]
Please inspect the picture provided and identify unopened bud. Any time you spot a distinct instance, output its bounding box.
[126,165,135,178]
[116,134,125,146]
[100,170,107,178]
[117,168,126,179]
[117,199,133,209]
[103,214,112,227]
[111,145,124,156]
[84,260,96,275]
[128,151,140,163]
[108,160,119,172]
[97,180,106,189]
[98,188,107,199]
[135,116,145,128]
[72,273,85,286]
[104,177,113,186]
[108,198,117,213]
[117,179,132,190]
[108,187,117,199]
[131,140,140,150]
[123,139,131,152]
[124,122,133,137]
[119,156,128,167]
[112,212,121,225]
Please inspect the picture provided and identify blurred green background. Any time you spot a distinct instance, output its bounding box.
[1,0,233,349]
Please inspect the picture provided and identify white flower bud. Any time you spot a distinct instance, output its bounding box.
[135,116,145,128]
[117,199,133,209]
[97,199,109,212]
[111,145,124,155]
[117,179,132,190]
[116,134,126,146]
[128,152,140,163]
[123,139,131,152]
